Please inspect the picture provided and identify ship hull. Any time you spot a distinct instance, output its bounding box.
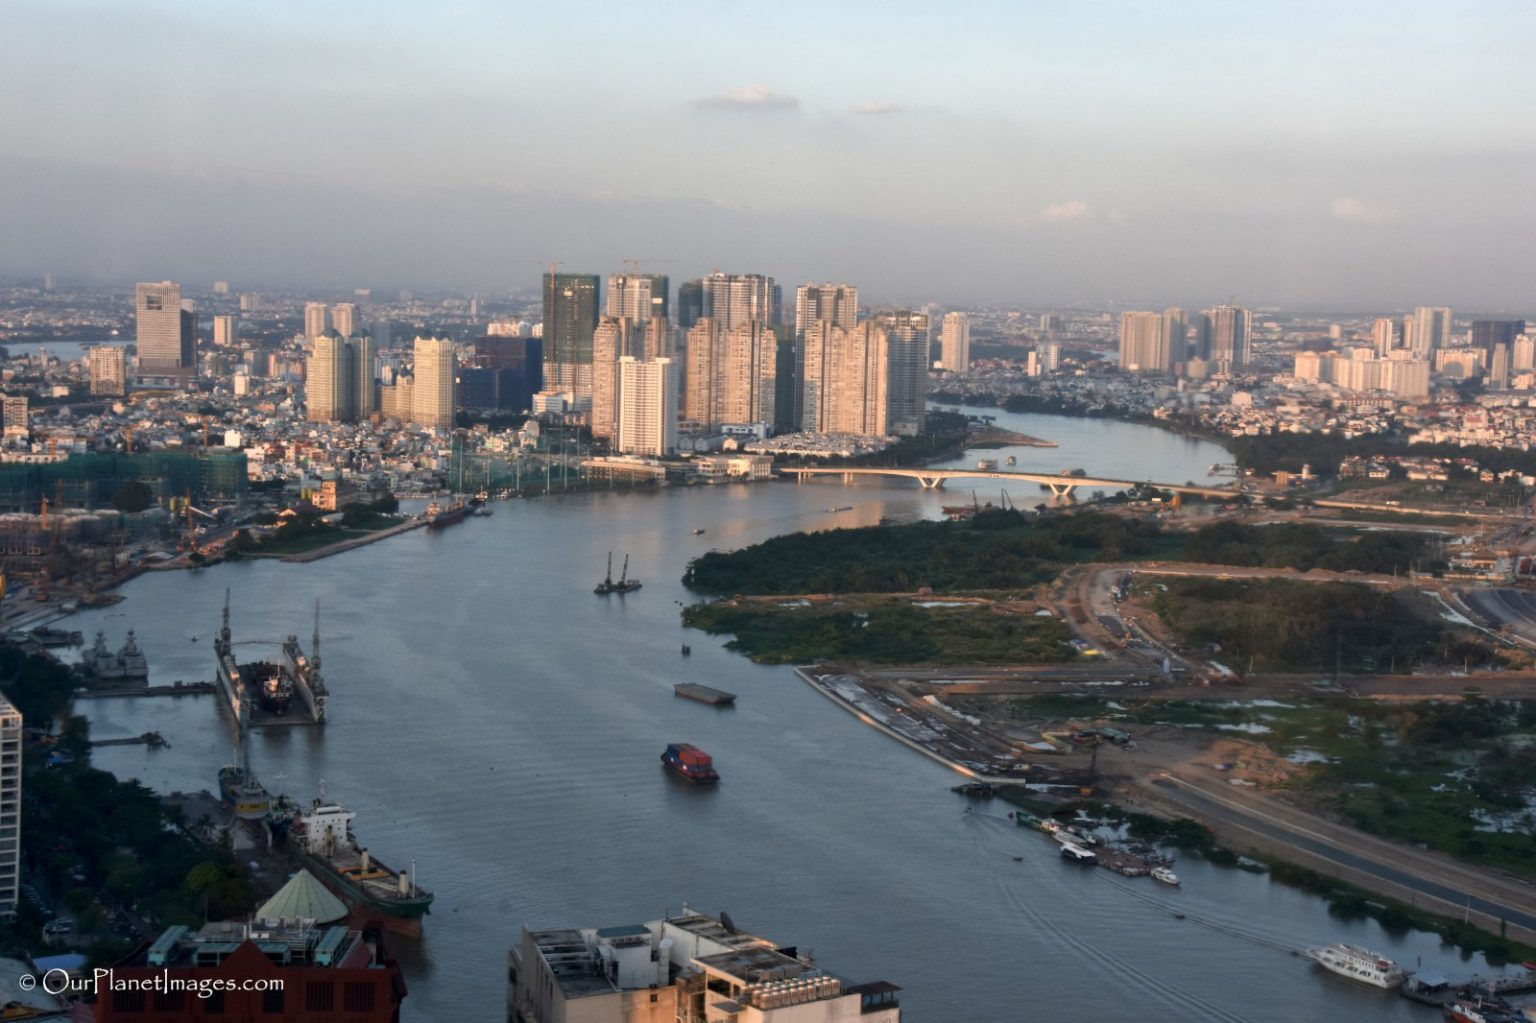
[426,506,470,530]
[296,848,432,935]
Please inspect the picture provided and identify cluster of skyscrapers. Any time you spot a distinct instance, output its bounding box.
[544,271,945,456]
[1292,309,1528,398]
[1117,305,1253,378]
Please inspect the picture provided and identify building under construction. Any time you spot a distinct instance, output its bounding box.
[0,448,247,513]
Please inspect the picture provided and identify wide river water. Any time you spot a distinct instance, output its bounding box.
[65,409,1521,1021]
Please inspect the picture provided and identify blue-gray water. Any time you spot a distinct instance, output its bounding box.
[67,411,1522,1020]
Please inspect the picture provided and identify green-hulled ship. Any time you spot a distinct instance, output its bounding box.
[290,796,433,935]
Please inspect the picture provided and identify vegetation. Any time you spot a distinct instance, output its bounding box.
[1182,520,1442,575]
[683,509,1440,595]
[682,596,1076,665]
[683,509,1164,595]
[0,645,80,727]
[1151,577,1499,674]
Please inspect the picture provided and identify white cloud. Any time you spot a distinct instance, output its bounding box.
[1331,196,1400,224]
[696,85,799,111]
[1039,199,1095,223]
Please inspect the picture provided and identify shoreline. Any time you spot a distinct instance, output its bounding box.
[790,662,1536,952]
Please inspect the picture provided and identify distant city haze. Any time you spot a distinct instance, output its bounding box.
[1,1,1532,308]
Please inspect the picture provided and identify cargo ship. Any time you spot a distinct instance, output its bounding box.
[595,552,641,595]
[290,795,433,935]
[674,683,736,706]
[661,743,719,784]
[214,592,328,726]
[425,499,469,530]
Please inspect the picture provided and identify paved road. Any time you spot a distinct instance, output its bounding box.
[1146,774,1536,934]
[1461,587,1536,647]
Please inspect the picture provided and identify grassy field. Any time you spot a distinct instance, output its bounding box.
[683,596,1077,665]
[240,527,377,557]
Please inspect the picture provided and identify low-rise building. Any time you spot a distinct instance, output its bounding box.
[508,908,900,1023]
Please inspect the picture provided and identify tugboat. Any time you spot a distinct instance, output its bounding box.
[595,553,641,595]
[661,743,719,784]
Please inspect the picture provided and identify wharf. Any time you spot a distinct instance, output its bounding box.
[1094,846,1154,877]
[74,682,215,699]
[90,731,169,749]
[279,518,427,563]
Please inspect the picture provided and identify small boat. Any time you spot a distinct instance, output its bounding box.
[1151,866,1180,886]
[976,459,998,470]
[680,644,691,656]
[1302,944,1404,988]
[1444,997,1525,1023]
[661,743,719,784]
[1060,842,1097,864]
[1172,912,1186,920]
[826,505,853,513]
[673,683,736,706]
[692,528,706,535]
[1006,455,1017,465]
[1011,856,1024,862]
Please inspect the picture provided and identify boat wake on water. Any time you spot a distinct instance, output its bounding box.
[1002,880,1249,1023]
[1093,873,1299,955]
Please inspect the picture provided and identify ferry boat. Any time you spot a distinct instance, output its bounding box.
[1151,866,1180,886]
[1303,944,1405,988]
[289,794,434,935]
[661,743,719,784]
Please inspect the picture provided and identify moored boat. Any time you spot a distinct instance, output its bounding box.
[290,796,434,934]
[425,499,470,530]
[661,742,719,784]
[1060,842,1096,864]
[1303,944,1404,988]
[1151,866,1180,886]
[595,552,641,595]
[218,764,272,820]
[1444,996,1525,1023]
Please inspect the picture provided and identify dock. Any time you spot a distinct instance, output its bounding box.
[278,517,427,563]
[90,731,169,749]
[74,682,216,699]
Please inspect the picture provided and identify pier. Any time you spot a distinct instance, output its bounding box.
[73,682,215,699]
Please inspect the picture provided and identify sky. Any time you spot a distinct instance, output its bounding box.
[1,0,1533,310]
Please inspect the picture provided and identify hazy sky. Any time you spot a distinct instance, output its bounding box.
[2,1,1533,309]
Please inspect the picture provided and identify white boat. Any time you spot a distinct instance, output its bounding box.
[1151,866,1180,886]
[976,459,998,470]
[1303,944,1404,988]
[1059,842,1097,864]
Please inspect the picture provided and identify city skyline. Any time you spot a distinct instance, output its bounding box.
[2,2,1532,308]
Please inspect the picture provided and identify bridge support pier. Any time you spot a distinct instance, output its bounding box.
[917,476,945,490]
[1045,482,1077,498]
[842,471,853,485]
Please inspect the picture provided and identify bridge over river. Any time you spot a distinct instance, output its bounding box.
[779,465,1241,498]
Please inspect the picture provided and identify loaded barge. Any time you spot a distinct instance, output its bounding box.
[674,683,736,706]
[215,591,328,727]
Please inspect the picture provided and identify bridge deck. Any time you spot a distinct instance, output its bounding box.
[780,466,1237,498]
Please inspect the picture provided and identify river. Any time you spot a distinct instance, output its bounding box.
[63,409,1520,1021]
